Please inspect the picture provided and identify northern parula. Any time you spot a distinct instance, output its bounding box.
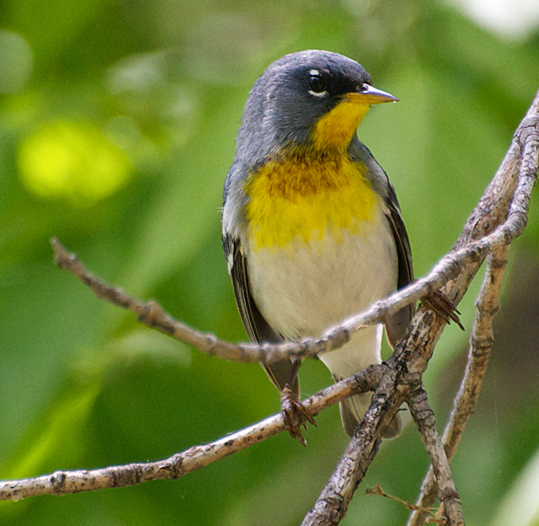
[222,50,413,441]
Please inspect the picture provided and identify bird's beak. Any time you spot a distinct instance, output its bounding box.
[346,85,399,105]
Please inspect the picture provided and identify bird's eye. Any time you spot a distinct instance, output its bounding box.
[307,70,328,97]
[357,82,368,92]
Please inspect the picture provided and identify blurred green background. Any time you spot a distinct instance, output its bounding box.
[1,0,538,524]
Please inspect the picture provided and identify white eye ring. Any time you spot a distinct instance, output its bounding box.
[308,89,328,98]
[307,69,328,98]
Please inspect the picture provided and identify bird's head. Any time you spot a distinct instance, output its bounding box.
[236,50,398,162]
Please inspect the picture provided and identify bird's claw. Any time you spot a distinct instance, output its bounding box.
[423,290,465,330]
[280,386,317,446]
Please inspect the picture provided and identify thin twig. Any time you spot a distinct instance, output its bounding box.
[366,484,444,524]
[407,245,510,526]
[406,92,539,526]
[0,366,382,502]
[407,380,464,526]
[48,237,450,364]
[301,89,539,525]
[301,368,400,526]
[8,90,537,518]
[50,93,539,368]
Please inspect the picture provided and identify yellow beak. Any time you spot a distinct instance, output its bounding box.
[346,85,399,105]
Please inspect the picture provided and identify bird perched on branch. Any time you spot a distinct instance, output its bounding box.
[222,50,413,443]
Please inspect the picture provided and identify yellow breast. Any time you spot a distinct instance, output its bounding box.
[244,155,379,251]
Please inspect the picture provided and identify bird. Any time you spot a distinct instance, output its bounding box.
[222,50,413,443]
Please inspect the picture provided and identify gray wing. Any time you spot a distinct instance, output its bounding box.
[383,184,415,347]
[223,233,299,393]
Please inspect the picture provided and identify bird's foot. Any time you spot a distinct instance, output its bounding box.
[423,290,464,330]
[280,386,317,446]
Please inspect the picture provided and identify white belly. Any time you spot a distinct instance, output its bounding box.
[246,208,397,375]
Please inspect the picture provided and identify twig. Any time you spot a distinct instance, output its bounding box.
[366,484,444,524]
[50,92,539,368]
[300,89,539,525]
[301,368,400,526]
[406,92,539,526]
[406,245,510,526]
[407,381,464,526]
[48,237,448,363]
[0,366,382,502]
[8,90,536,519]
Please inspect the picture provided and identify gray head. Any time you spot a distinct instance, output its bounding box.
[234,50,397,166]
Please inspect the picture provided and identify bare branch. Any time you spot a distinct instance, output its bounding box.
[407,379,464,526]
[446,247,510,459]
[366,484,444,523]
[301,369,401,526]
[0,366,382,502]
[11,90,535,519]
[50,90,539,370]
[407,245,510,526]
[405,92,539,526]
[301,89,539,525]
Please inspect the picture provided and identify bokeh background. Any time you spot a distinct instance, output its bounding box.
[1,0,539,524]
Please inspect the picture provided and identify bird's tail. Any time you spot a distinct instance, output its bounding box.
[338,390,401,438]
[322,326,402,438]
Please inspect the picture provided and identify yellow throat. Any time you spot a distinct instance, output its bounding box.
[245,98,379,251]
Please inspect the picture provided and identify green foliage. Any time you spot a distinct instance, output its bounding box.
[1,0,538,524]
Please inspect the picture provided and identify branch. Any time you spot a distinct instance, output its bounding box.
[50,91,539,368]
[406,245,510,526]
[0,366,382,502]
[405,92,539,526]
[49,237,443,364]
[301,89,539,525]
[366,485,443,523]
[301,368,401,526]
[407,379,464,526]
[6,90,537,520]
